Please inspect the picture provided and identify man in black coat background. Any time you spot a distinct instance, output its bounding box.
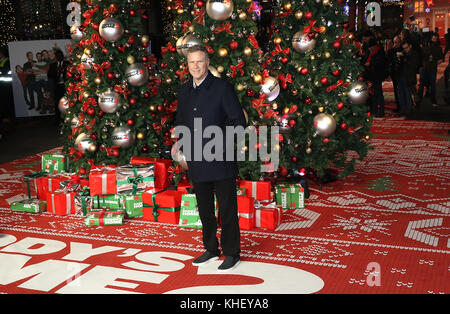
[47,49,69,125]
[174,45,247,271]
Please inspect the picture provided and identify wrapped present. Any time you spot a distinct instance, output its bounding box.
[10,199,46,213]
[275,184,305,209]
[179,194,202,229]
[37,173,71,200]
[142,189,182,224]
[130,157,172,188]
[237,195,255,230]
[74,189,93,216]
[60,174,89,192]
[41,154,69,174]
[89,167,117,196]
[46,189,77,216]
[92,194,122,210]
[116,164,155,194]
[121,193,143,218]
[255,202,282,230]
[23,171,47,200]
[84,210,124,226]
[239,180,272,202]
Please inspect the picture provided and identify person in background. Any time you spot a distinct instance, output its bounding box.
[444,28,450,61]
[23,51,39,111]
[417,33,443,108]
[0,48,10,141]
[47,49,69,124]
[387,35,403,113]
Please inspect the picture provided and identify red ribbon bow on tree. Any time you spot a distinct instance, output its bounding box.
[176,64,189,81]
[272,44,290,56]
[92,61,111,76]
[230,61,245,78]
[277,73,293,90]
[326,79,348,92]
[161,42,174,57]
[251,94,269,117]
[214,23,235,35]
[82,5,99,28]
[193,8,205,25]
[114,84,130,100]
[303,19,322,35]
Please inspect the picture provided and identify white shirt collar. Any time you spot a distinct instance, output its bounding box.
[193,74,207,88]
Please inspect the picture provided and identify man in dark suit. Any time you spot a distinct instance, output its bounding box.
[174,45,247,271]
[47,49,69,124]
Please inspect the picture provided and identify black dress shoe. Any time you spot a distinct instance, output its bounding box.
[218,255,240,271]
[192,251,220,266]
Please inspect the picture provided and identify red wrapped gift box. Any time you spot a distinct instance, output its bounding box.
[239,180,272,202]
[142,189,183,224]
[176,181,193,194]
[89,167,117,196]
[255,202,282,230]
[46,190,77,216]
[130,157,172,188]
[36,174,71,201]
[237,195,255,230]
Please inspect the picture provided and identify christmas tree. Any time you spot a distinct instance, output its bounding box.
[60,0,161,173]
[158,0,279,181]
[265,0,373,180]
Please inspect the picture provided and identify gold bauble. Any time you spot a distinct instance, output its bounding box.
[189,25,195,32]
[177,8,184,14]
[318,106,324,112]
[137,132,145,140]
[319,26,327,33]
[306,147,312,154]
[166,77,172,84]
[127,55,135,64]
[218,48,228,57]
[322,0,330,5]
[365,135,370,140]
[239,12,247,20]
[295,11,303,19]
[253,74,262,83]
[283,107,289,114]
[94,77,102,85]
[273,37,282,45]
[149,105,156,111]
[284,2,292,10]
[88,144,97,152]
[141,35,150,44]
[324,51,331,58]
[310,55,315,60]
[84,48,91,56]
[237,84,245,91]
[217,65,224,73]
[243,47,252,56]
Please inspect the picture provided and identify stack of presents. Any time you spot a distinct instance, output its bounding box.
[10,154,305,231]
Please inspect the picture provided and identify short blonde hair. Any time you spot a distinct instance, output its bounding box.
[186,45,209,60]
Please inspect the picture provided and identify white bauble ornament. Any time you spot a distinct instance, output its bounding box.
[261,76,280,101]
[313,113,337,137]
[98,89,120,113]
[111,126,135,148]
[81,53,94,69]
[99,17,124,42]
[124,63,149,86]
[70,116,80,129]
[347,82,369,105]
[58,97,69,114]
[176,35,186,55]
[206,0,234,21]
[292,31,316,53]
[70,24,83,41]
[74,133,93,153]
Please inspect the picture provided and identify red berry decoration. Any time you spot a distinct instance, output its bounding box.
[291,156,297,162]
[112,149,120,157]
[288,119,296,127]
[87,107,95,115]
[129,9,136,16]
[323,138,329,143]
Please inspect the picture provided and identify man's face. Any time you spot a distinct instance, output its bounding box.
[393,37,401,48]
[36,53,42,61]
[431,35,439,44]
[187,51,209,83]
[402,44,411,53]
[27,52,33,61]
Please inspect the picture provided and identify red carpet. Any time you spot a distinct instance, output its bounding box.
[0,114,449,294]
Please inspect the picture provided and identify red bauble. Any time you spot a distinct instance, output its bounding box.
[107,72,115,80]
[87,107,95,115]
[170,46,177,52]
[280,166,288,177]
[333,41,341,49]
[304,97,312,105]
[229,40,238,50]
[291,156,297,162]
[332,69,340,76]
[129,97,137,105]
[142,56,148,62]
[157,105,164,112]
[97,110,104,117]
[323,138,329,143]
[281,57,289,64]
[300,67,309,75]
[278,134,284,141]
[109,4,118,13]
[129,9,136,16]
[102,48,108,54]
[92,23,99,31]
[144,91,151,99]
[320,77,328,85]
[112,149,120,157]
[304,11,313,19]
[337,102,344,110]
[340,123,347,130]
[78,168,87,175]
[288,119,296,127]
[196,0,204,7]
[127,119,135,126]
[142,144,149,153]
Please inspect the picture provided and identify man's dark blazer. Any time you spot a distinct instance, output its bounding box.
[175,71,247,183]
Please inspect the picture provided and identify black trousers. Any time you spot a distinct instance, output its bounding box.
[192,177,240,257]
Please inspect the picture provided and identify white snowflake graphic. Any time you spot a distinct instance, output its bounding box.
[324,215,396,235]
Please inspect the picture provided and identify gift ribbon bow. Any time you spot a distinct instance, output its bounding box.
[127,174,144,195]
[144,188,170,222]
[251,94,269,117]
[92,61,111,76]
[24,171,47,199]
[278,73,293,90]
[214,23,235,35]
[230,60,245,78]
[303,19,321,35]
[193,8,205,25]
[272,44,290,56]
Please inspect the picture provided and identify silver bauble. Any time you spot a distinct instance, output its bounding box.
[58,96,69,114]
[208,65,221,78]
[181,34,202,56]
[111,126,135,148]
[98,89,120,113]
[347,82,369,105]
[124,63,149,86]
[99,17,124,42]
[292,31,316,53]
[176,35,186,55]
[74,133,93,153]
[70,24,83,41]
[279,114,290,133]
[171,144,188,170]
[206,0,234,21]
[261,76,280,101]
[81,53,94,69]
[313,113,337,137]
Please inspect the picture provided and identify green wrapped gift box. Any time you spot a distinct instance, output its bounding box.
[93,194,122,210]
[121,193,143,218]
[10,199,46,213]
[84,210,124,226]
[41,154,69,174]
[179,194,202,229]
[275,184,305,209]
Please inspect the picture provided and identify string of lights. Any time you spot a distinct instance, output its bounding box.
[0,0,17,48]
